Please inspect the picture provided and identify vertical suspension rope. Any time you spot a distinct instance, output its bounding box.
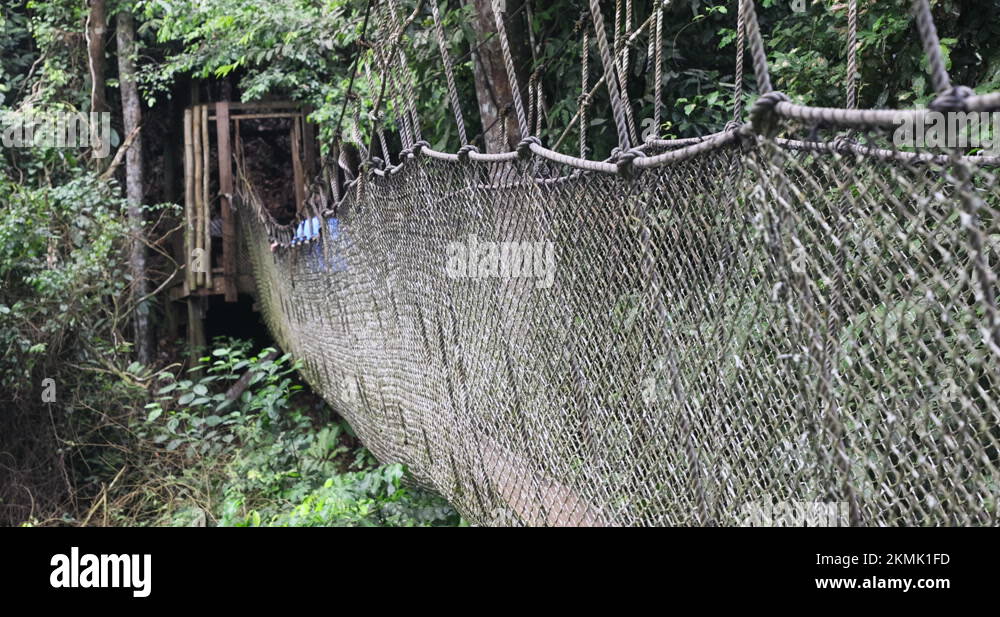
[611,0,638,146]
[384,0,423,144]
[740,0,774,95]
[912,0,951,95]
[579,25,590,157]
[846,0,858,109]
[363,60,393,165]
[624,0,633,77]
[651,1,663,140]
[431,0,469,145]
[528,73,537,136]
[333,0,374,144]
[399,48,424,142]
[614,0,623,73]
[535,80,544,136]
[732,0,745,123]
[589,0,631,149]
[491,0,530,140]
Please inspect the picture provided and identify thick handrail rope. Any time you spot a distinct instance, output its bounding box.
[589,0,632,149]
[911,0,950,95]
[431,0,469,145]
[491,0,530,140]
[776,136,1000,165]
[846,0,858,109]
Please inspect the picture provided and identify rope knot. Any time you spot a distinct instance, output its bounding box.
[614,147,646,178]
[457,144,479,162]
[370,156,385,170]
[831,134,854,155]
[749,91,790,138]
[411,140,430,156]
[929,85,975,113]
[517,136,541,159]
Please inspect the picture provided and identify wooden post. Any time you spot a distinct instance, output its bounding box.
[302,106,317,179]
[201,104,213,290]
[183,109,196,291]
[291,115,305,218]
[187,295,206,360]
[192,104,204,289]
[216,101,238,302]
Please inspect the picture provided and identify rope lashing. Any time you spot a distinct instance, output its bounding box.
[929,85,975,113]
[749,90,790,137]
[411,139,430,156]
[517,135,542,159]
[457,144,479,162]
[613,146,646,178]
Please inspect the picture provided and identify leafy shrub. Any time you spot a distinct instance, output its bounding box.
[132,339,461,527]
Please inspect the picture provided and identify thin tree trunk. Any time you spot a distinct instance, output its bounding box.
[469,0,529,153]
[116,8,151,364]
[86,0,109,115]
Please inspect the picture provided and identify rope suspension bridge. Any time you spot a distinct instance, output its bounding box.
[224,0,1000,525]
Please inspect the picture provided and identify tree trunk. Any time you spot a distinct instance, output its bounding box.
[86,0,108,115]
[116,8,152,365]
[468,0,529,153]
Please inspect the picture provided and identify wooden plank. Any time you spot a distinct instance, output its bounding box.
[209,112,302,121]
[183,109,196,290]
[226,101,299,111]
[201,104,213,290]
[215,101,238,302]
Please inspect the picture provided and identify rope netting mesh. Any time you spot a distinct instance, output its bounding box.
[231,1,1000,525]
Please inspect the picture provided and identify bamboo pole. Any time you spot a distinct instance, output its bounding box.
[183,109,196,291]
[201,104,212,290]
[192,105,204,288]
[216,101,237,302]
